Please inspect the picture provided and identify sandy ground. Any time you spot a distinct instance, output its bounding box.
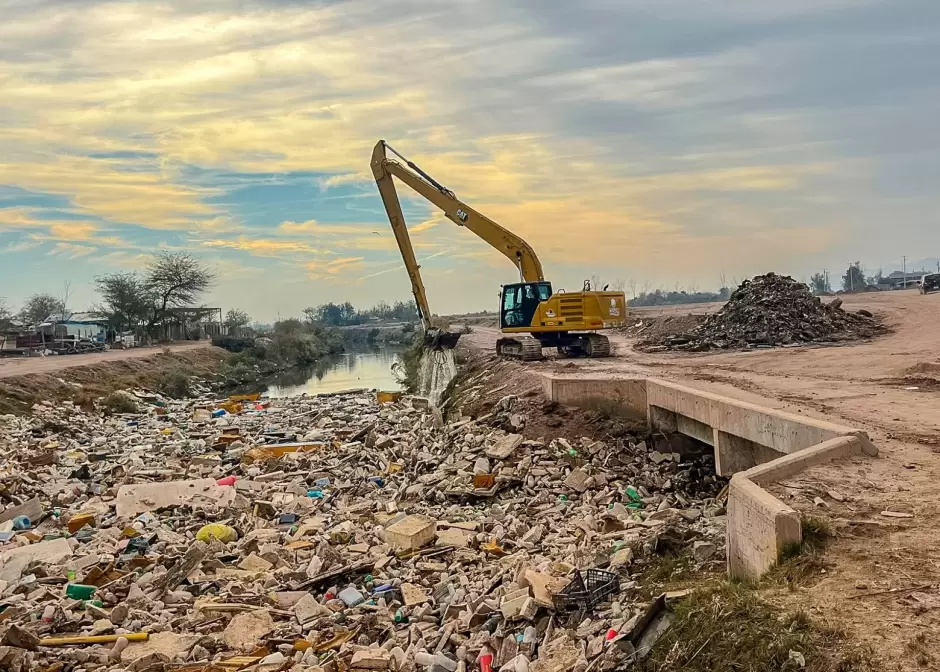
[0,342,210,379]
[461,289,940,670]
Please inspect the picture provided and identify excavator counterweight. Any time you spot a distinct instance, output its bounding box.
[370,140,627,359]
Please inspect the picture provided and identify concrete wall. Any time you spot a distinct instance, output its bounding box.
[539,373,878,581]
[541,375,648,415]
[540,375,869,477]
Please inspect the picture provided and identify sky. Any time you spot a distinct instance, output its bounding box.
[1,0,939,321]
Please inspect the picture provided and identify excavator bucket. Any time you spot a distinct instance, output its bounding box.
[423,327,461,350]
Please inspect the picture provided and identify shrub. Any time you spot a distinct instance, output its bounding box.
[101,391,139,414]
[156,369,192,398]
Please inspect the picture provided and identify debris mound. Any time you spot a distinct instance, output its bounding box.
[0,384,726,671]
[645,273,882,350]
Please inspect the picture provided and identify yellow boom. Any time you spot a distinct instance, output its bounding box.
[370,140,626,359]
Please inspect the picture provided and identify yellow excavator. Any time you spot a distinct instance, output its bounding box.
[371,140,626,360]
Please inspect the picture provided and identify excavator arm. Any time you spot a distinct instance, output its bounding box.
[371,140,545,329]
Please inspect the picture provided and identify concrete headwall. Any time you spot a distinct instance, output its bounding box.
[540,375,870,476]
[541,375,648,412]
[540,373,877,581]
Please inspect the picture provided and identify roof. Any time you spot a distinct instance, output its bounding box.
[42,311,107,325]
[886,270,928,279]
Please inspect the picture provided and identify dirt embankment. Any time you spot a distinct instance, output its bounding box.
[0,347,228,415]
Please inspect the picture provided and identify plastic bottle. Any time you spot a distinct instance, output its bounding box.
[216,475,237,486]
[478,647,494,672]
[11,516,30,530]
[41,605,55,624]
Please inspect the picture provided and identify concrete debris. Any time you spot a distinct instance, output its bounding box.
[692,541,718,563]
[646,273,883,350]
[0,385,725,671]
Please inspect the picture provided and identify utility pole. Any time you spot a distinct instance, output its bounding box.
[824,269,829,292]
[849,263,854,292]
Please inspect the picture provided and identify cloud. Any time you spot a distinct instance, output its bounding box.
[201,237,324,256]
[0,239,41,254]
[48,242,96,258]
[1,0,939,318]
[276,220,368,236]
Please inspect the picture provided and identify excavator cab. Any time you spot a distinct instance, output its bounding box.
[500,282,552,329]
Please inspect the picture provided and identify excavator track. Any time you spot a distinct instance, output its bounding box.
[496,336,544,361]
[584,333,611,358]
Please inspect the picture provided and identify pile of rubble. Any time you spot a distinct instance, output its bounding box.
[645,273,881,351]
[0,386,726,672]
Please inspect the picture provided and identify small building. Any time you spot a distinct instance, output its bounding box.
[882,271,929,290]
[41,312,108,342]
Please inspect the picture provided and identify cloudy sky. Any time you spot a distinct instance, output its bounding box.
[1,0,938,320]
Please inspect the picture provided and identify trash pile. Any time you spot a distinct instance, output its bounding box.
[0,387,726,672]
[644,273,882,350]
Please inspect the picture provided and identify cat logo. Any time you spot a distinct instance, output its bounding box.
[608,298,620,317]
[546,309,556,318]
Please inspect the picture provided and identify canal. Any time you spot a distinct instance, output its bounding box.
[263,346,405,398]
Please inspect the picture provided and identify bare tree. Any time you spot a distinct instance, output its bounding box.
[590,274,602,291]
[719,271,727,290]
[58,281,72,318]
[627,278,637,299]
[641,280,651,295]
[613,278,626,292]
[144,252,215,335]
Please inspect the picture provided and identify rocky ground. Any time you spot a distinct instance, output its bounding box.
[0,379,728,672]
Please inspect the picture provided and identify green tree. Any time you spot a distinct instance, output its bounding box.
[94,272,152,332]
[809,272,830,294]
[144,252,215,334]
[841,262,865,292]
[224,309,251,335]
[0,298,13,331]
[274,318,304,335]
[18,293,65,326]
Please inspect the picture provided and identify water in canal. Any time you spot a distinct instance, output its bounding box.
[264,347,405,398]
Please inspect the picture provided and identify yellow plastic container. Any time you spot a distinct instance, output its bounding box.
[196,523,238,543]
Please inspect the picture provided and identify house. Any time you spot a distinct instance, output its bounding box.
[40,312,109,342]
[882,271,929,290]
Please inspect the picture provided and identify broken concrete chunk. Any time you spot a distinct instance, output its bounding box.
[121,632,201,665]
[400,582,430,606]
[0,499,42,525]
[223,610,275,652]
[692,541,717,562]
[486,434,523,460]
[610,547,634,570]
[385,515,437,551]
[294,593,331,624]
[237,553,274,572]
[564,469,591,493]
[351,649,392,669]
[0,537,72,582]
[115,478,236,518]
[436,528,472,548]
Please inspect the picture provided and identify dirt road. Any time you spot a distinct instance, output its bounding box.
[461,289,940,669]
[0,342,210,379]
